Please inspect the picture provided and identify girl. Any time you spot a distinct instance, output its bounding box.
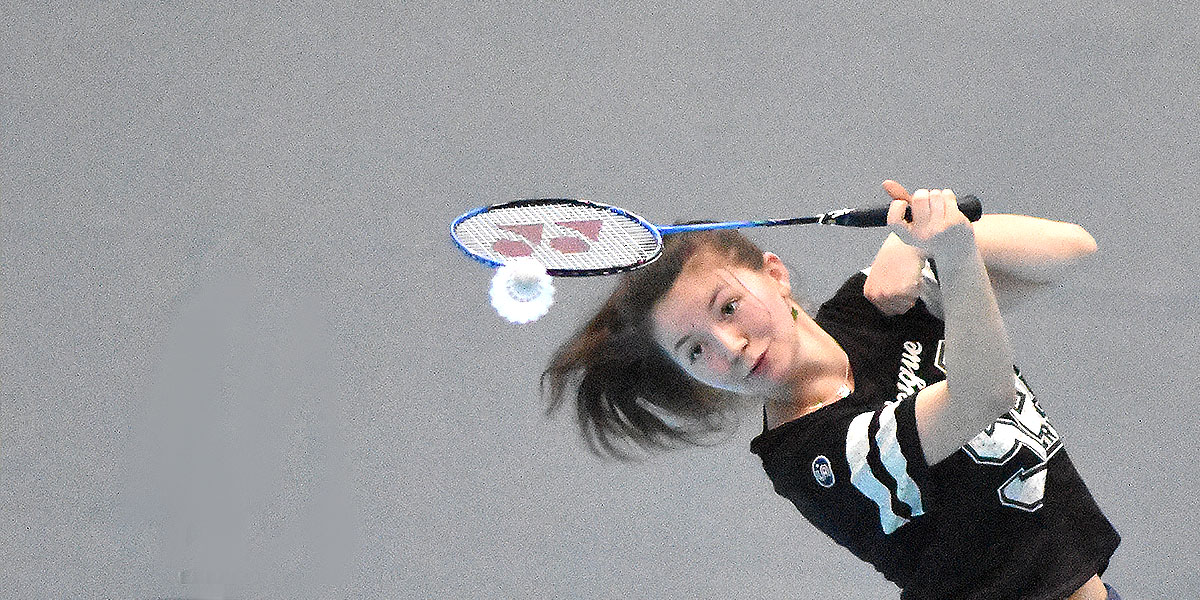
[543,181,1120,599]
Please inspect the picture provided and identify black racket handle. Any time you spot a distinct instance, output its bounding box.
[829,194,982,227]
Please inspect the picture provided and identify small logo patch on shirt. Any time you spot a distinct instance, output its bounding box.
[812,455,836,488]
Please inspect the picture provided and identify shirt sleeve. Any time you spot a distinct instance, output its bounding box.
[842,394,931,534]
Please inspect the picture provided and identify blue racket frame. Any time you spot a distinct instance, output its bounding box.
[451,195,981,276]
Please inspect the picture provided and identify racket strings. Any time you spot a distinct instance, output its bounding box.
[454,202,660,273]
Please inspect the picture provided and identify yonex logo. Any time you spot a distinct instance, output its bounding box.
[812,455,836,488]
[493,220,604,258]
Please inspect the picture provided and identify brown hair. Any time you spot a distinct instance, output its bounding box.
[541,227,767,460]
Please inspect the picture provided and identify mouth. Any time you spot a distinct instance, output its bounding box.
[748,350,767,378]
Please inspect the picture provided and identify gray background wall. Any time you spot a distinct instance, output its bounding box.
[3,2,1197,599]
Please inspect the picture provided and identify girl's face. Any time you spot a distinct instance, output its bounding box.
[651,250,804,396]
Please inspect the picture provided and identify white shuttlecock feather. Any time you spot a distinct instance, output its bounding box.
[490,258,555,324]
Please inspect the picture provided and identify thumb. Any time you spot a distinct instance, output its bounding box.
[882,180,911,202]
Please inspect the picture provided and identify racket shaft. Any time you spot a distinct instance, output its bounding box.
[829,195,982,227]
[657,216,821,235]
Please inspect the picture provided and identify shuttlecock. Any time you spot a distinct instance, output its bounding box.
[490,258,555,324]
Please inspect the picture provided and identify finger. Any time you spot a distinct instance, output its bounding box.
[943,188,960,219]
[929,189,946,225]
[886,199,909,226]
[882,180,911,202]
[911,188,931,231]
[886,200,913,243]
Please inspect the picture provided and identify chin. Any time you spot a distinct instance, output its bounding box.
[720,392,765,413]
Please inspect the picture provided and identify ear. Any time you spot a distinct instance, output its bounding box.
[762,252,791,296]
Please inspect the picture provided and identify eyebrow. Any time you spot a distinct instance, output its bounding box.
[672,285,724,354]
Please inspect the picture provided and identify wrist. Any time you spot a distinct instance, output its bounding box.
[876,232,927,263]
[926,225,980,271]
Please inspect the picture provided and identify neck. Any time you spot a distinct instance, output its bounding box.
[794,349,852,413]
[766,310,854,425]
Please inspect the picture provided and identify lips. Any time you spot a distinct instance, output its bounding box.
[748,350,767,378]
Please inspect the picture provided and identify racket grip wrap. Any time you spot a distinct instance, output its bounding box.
[830,194,982,227]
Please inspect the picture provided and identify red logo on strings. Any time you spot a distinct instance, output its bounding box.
[493,220,603,258]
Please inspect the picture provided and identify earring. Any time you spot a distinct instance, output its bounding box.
[791,306,799,321]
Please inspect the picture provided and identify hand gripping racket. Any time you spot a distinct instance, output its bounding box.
[451,195,982,277]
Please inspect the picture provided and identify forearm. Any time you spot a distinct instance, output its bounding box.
[971,214,1097,283]
[929,226,1016,428]
[883,187,1019,463]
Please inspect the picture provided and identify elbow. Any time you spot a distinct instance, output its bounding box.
[944,369,1020,427]
[960,372,1019,423]
[989,377,1018,417]
[987,355,1017,416]
[1068,223,1098,258]
[1033,223,1096,282]
[982,341,1017,417]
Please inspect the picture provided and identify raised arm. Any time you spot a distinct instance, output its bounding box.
[887,189,1016,465]
[864,181,1097,316]
[971,213,1097,283]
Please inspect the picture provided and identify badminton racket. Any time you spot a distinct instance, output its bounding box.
[451,195,982,277]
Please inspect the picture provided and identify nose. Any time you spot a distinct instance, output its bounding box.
[711,325,748,370]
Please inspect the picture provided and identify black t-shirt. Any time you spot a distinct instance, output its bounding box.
[749,271,1120,600]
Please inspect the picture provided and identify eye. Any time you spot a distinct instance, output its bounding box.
[721,299,739,316]
[688,344,703,363]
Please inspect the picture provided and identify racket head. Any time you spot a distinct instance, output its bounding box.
[450,198,664,276]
